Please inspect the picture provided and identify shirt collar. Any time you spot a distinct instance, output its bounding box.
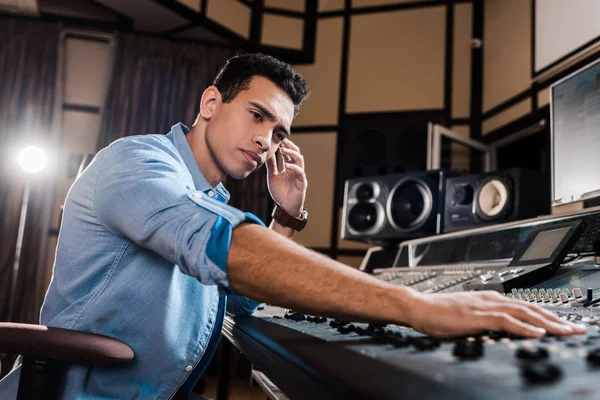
[166,123,230,202]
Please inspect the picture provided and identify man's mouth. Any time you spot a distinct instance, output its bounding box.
[241,150,261,166]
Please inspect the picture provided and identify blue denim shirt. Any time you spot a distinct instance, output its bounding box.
[0,123,264,399]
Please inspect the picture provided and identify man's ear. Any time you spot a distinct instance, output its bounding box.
[199,86,221,119]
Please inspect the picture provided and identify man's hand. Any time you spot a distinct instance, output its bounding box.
[407,290,587,338]
[266,139,307,217]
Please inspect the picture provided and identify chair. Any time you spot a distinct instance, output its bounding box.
[0,323,134,399]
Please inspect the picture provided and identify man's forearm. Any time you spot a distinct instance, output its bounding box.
[228,223,419,324]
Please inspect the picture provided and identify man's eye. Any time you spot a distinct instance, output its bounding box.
[251,111,263,121]
[275,133,285,142]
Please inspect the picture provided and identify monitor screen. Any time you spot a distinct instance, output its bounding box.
[518,226,571,262]
[551,58,600,205]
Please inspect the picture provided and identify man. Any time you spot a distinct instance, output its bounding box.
[0,53,585,399]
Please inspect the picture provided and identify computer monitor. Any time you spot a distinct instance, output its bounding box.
[551,57,600,206]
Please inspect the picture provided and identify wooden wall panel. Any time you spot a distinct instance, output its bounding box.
[449,125,471,172]
[265,0,305,12]
[207,0,251,39]
[452,2,472,119]
[482,99,531,135]
[293,18,343,126]
[319,0,344,12]
[292,133,337,248]
[538,87,550,108]
[346,7,446,113]
[353,0,431,7]
[337,256,364,269]
[483,0,531,112]
[262,14,304,50]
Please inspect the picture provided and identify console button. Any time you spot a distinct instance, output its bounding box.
[522,363,562,384]
[516,347,549,360]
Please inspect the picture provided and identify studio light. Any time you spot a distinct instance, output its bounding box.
[18,145,47,173]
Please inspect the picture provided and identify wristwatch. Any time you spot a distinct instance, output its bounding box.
[272,204,308,231]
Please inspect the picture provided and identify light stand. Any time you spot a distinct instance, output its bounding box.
[7,146,47,322]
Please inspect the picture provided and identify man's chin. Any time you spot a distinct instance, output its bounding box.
[228,168,255,180]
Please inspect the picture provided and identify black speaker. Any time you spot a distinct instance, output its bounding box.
[341,170,447,244]
[337,113,444,205]
[443,168,550,233]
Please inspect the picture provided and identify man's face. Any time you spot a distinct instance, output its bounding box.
[204,76,294,179]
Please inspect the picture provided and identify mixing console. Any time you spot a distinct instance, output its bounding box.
[223,209,600,399]
[247,303,600,399]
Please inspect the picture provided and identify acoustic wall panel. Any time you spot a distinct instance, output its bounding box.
[293,18,343,126]
[483,0,531,113]
[262,14,304,50]
[452,2,472,119]
[538,87,550,108]
[207,0,251,39]
[64,38,113,107]
[346,7,446,113]
[62,111,102,155]
[353,0,432,8]
[319,0,344,12]
[292,133,337,248]
[482,99,531,136]
[337,256,364,269]
[265,0,305,12]
[449,125,470,172]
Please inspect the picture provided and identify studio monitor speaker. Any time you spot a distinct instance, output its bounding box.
[341,170,447,244]
[443,168,550,233]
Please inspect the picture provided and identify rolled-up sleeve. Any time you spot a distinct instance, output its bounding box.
[94,138,264,290]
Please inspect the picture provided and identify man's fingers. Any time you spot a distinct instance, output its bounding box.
[281,139,300,152]
[283,162,305,179]
[495,295,587,333]
[266,155,278,176]
[280,147,305,168]
[487,304,575,336]
[476,311,546,338]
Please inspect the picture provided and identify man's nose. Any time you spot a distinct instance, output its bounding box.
[254,132,271,152]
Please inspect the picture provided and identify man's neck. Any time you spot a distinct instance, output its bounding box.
[186,123,226,188]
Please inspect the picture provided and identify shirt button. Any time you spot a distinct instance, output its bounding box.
[192,192,202,199]
[209,315,215,324]
[185,365,193,372]
[208,190,215,198]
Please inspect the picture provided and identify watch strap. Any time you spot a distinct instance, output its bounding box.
[272,205,307,231]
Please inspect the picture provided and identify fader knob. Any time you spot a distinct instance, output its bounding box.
[516,347,549,360]
[522,363,562,384]
[559,293,569,303]
[453,340,484,360]
[573,288,582,298]
[587,348,600,365]
[588,288,594,302]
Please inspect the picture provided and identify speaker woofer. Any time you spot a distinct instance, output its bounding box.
[348,203,381,233]
[387,178,432,231]
[475,177,511,220]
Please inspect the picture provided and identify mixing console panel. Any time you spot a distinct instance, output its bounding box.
[251,303,600,400]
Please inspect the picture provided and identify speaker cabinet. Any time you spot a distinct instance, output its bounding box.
[342,171,447,244]
[443,168,550,233]
[337,113,444,205]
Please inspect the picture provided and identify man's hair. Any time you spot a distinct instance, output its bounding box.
[213,53,310,116]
